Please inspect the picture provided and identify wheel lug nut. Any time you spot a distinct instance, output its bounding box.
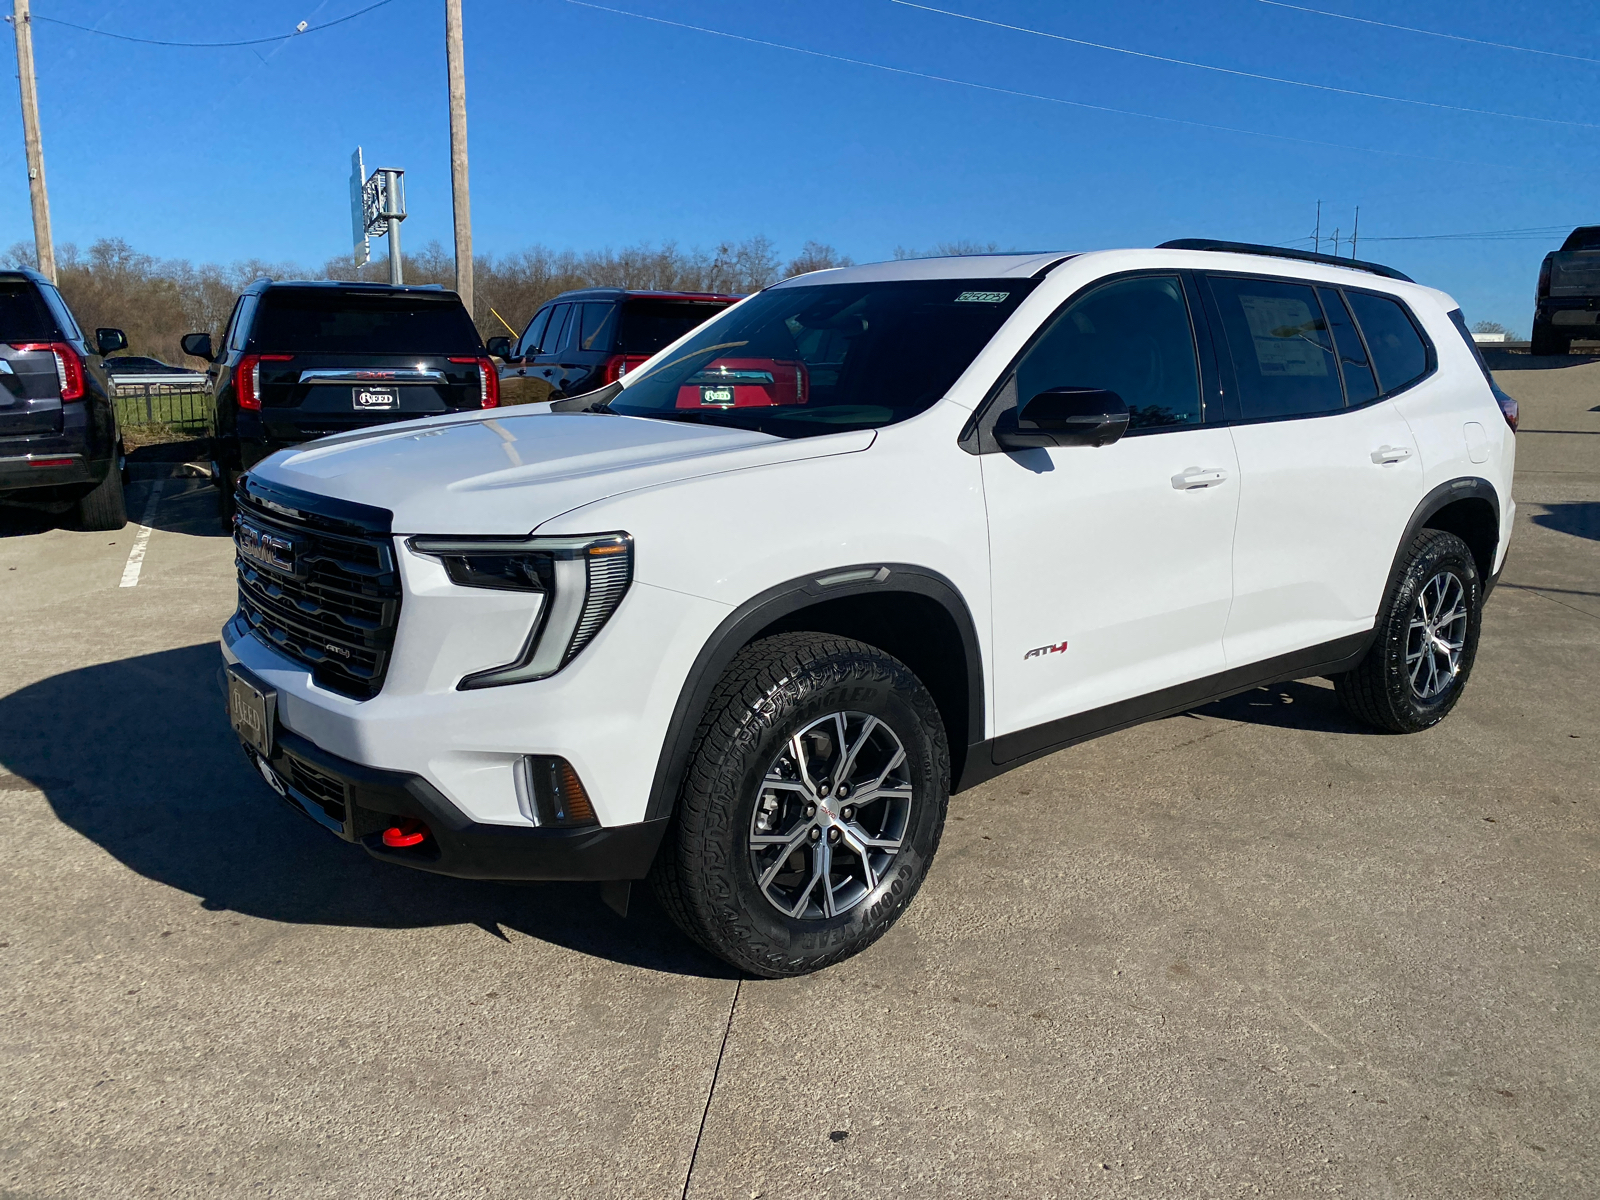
[809,826,822,842]
[841,805,855,821]
[827,827,841,844]
[835,784,850,799]
[804,804,816,818]
[818,782,830,797]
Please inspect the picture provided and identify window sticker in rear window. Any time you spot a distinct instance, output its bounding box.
[1239,294,1330,377]
[955,291,1010,304]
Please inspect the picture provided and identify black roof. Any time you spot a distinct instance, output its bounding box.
[245,278,452,296]
[544,287,742,304]
[1158,239,1413,283]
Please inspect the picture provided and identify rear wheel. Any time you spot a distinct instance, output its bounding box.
[1334,529,1482,733]
[651,633,950,977]
[73,466,126,531]
[1531,324,1570,356]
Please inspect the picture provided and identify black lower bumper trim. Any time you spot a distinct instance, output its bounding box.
[249,722,666,882]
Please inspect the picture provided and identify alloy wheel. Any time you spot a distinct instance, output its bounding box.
[748,711,915,920]
[1407,569,1468,701]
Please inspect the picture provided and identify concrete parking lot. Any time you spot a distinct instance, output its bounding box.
[2,358,1596,1199]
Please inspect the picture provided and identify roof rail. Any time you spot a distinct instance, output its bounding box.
[1157,239,1413,283]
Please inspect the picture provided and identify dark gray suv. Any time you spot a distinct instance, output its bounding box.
[0,268,128,530]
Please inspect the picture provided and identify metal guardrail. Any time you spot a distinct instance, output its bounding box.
[112,379,213,438]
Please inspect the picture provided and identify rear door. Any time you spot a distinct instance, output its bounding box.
[247,289,485,439]
[1203,274,1426,667]
[0,278,66,439]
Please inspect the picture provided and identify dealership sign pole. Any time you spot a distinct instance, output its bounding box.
[349,148,407,284]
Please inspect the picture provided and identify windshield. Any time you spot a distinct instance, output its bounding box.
[609,278,1037,437]
[251,289,481,355]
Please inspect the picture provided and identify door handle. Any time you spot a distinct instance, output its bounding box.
[1371,445,1413,464]
[1171,466,1229,490]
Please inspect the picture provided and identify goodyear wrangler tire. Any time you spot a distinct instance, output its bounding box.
[1334,528,1482,734]
[651,632,950,977]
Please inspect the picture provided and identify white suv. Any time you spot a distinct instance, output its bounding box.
[221,242,1518,976]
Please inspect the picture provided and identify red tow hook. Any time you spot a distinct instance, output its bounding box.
[381,818,429,849]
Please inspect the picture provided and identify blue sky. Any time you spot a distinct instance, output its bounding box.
[2,0,1594,329]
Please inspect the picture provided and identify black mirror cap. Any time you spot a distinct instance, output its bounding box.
[95,327,128,355]
[485,335,512,360]
[995,387,1130,450]
[180,332,215,362]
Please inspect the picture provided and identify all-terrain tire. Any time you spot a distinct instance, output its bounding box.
[1334,528,1482,733]
[651,632,950,978]
[73,466,127,531]
[1530,324,1570,357]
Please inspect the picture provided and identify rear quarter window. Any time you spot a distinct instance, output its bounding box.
[0,280,60,341]
[250,290,481,354]
[1345,291,1432,395]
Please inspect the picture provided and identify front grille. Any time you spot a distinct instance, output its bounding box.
[235,480,401,700]
[283,753,348,825]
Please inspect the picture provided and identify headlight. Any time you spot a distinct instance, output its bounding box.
[408,532,632,688]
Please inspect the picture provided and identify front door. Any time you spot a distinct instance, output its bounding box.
[982,274,1240,755]
[1202,275,1427,667]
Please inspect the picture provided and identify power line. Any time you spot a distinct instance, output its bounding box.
[1256,1,1600,67]
[889,0,1600,129]
[32,0,398,49]
[558,0,1502,167]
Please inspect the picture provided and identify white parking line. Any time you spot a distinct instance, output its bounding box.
[118,480,166,588]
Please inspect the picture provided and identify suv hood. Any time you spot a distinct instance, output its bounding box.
[251,409,875,533]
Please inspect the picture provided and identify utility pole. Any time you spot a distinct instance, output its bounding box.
[445,0,473,315]
[11,0,54,281]
[1313,200,1321,256]
[1350,206,1360,259]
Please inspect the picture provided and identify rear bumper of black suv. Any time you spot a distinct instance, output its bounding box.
[232,710,666,882]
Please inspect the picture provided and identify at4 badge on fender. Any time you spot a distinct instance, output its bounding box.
[1024,640,1068,660]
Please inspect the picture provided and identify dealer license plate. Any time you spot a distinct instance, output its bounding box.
[353,385,399,410]
[700,385,735,406]
[227,664,276,758]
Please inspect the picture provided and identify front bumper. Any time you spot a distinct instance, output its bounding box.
[227,680,667,881]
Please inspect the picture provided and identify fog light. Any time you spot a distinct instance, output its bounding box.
[513,755,597,827]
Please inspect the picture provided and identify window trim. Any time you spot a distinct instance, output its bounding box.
[518,306,553,360]
[1198,270,1437,428]
[958,268,1218,455]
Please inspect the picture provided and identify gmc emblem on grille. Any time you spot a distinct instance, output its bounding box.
[236,519,302,577]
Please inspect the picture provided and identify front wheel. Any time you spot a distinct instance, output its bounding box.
[1334,528,1482,733]
[652,633,950,977]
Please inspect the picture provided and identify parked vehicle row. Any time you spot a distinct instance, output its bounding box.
[220,241,1518,977]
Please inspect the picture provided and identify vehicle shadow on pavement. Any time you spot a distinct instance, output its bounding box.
[1188,679,1365,733]
[0,505,64,538]
[1532,501,1600,542]
[0,642,735,979]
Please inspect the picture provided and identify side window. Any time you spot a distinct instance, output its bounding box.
[518,307,551,359]
[1014,274,1202,432]
[1345,291,1430,395]
[579,302,616,351]
[1317,287,1378,405]
[540,303,572,354]
[38,284,82,340]
[1208,275,1345,420]
[229,295,258,352]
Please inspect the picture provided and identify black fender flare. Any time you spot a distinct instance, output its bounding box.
[1387,475,1501,598]
[642,563,985,822]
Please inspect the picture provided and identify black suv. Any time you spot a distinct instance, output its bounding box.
[487,288,739,400]
[186,280,496,520]
[0,267,128,530]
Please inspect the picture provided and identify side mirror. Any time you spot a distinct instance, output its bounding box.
[95,327,127,355]
[994,387,1130,450]
[485,335,512,360]
[180,332,214,362]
